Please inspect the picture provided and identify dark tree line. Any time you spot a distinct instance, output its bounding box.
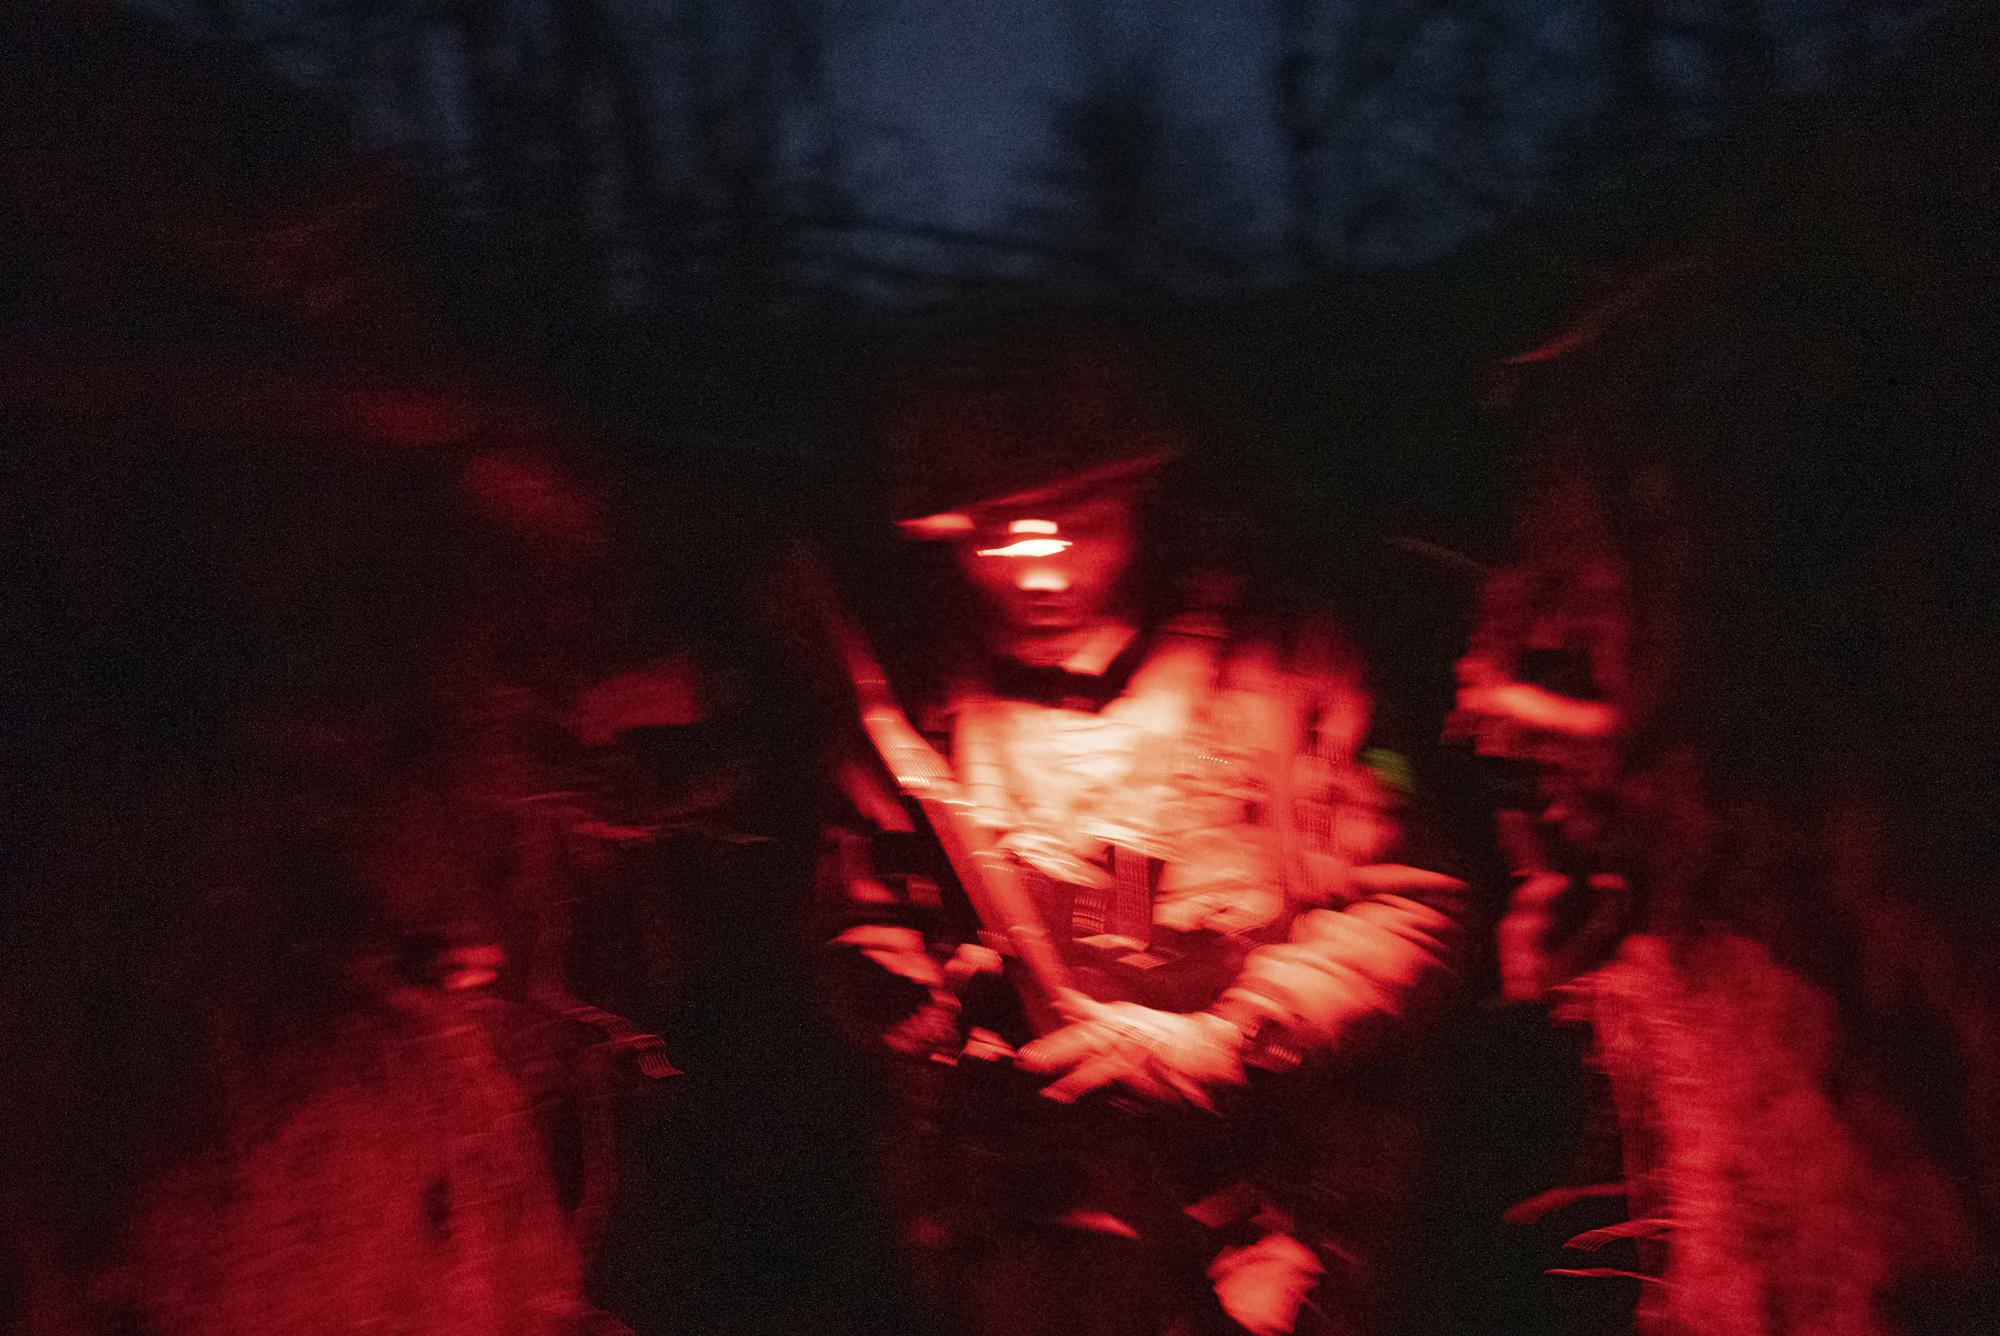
[2,0,1974,565]
[107,0,1959,326]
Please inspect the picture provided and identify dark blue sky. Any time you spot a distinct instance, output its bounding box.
[130,0,1951,292]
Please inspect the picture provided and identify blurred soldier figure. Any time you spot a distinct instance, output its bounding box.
[0,385,608,1336]
[808,320,1471,1336]
[1444,18,2000,1319]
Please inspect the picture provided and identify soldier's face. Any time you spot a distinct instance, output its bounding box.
[955,486,1139,635]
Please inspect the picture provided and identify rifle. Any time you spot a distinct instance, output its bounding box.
[783,546,1089,1038]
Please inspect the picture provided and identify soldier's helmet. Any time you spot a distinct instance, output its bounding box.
[879,318,1186,536]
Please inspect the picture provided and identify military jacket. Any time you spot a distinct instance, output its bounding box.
[821,605,1470,1062]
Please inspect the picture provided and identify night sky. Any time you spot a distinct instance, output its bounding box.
[123,0,1956,293]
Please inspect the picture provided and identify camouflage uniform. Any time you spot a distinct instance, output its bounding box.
[819,597,1469,1336]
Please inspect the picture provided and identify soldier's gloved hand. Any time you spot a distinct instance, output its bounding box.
[1208,1230,1324,1336]
[871,940,1020,1062]
[1017,1000,1246,1112]
[832,924,946,989]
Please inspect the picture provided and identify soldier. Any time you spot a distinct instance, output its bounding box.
[808,322,1472,1336]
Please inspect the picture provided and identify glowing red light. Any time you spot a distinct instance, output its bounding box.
[975,537,1072,558]
[896,512,976,539]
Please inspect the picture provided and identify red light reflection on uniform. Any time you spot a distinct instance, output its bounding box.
[456,448,605,549]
